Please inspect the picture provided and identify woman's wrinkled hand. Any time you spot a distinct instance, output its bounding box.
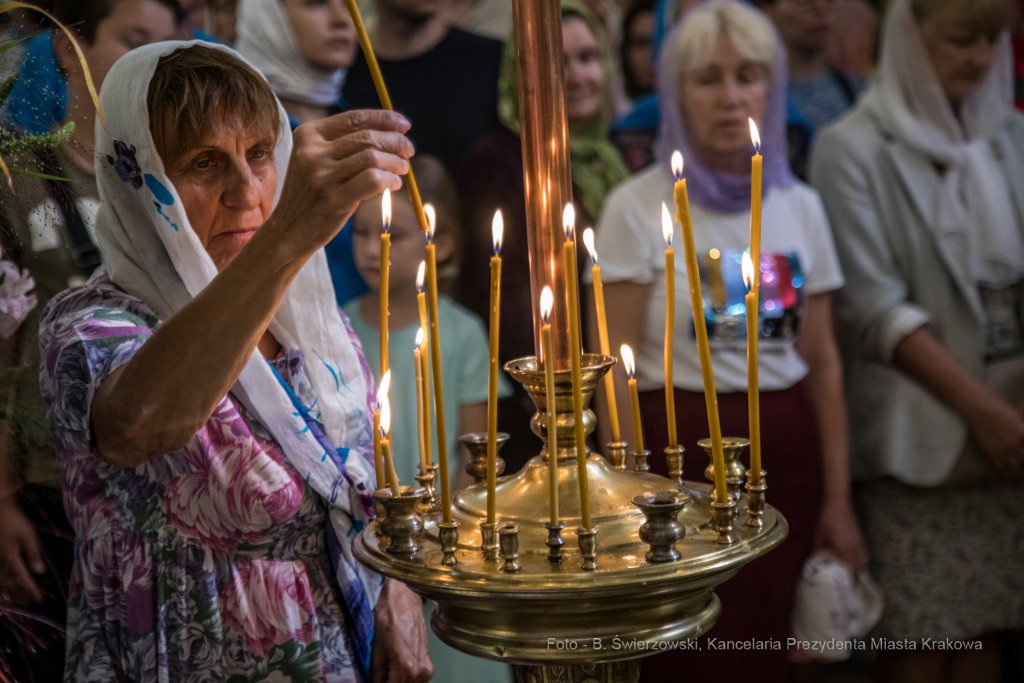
[813,498,868,578]
[371,578,433,683]
[0,500,45,605]
[969,396,1024,475]
[268,109,414,258]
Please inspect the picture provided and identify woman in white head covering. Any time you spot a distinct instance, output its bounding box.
[811,0,1024,679]
[38,41,432,683]
[237,0,357,127]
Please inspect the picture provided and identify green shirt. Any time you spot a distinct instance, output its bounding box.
[343,296,512,486]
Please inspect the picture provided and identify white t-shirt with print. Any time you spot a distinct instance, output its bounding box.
[595,165,843,393]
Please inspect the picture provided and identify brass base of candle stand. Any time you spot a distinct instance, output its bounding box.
[354,355,787,666]
[514,660,641,683]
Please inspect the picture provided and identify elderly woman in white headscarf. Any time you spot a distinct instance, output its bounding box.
[811,0,1024,680]
[237,0,357,127]
[39,42,432,683]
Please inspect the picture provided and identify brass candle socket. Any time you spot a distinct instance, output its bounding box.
[374,499,386,536]
[607,441,628,470]
[699,437,750,503]
[711,498,738,545]
[438,520,459,567]
[633,492,687,563]
[745,469,768,528]
[544,521,565,563]
[373,487,427,555]
[414,463,440,515]
[499,524,521,573]
[664,445,685,487]
[577,526,598,570]
[632,450,651,474]
[480,520,501,562]
[460,432,509,485]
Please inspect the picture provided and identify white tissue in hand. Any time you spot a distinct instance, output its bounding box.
[790,552,884,662]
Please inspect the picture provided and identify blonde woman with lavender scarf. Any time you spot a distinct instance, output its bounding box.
[594,2,865,681]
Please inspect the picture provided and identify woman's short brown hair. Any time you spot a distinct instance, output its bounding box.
[147,45,280,171]
[911,0,1012,36]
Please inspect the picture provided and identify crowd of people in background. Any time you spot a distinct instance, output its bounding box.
[0,0,1022,682]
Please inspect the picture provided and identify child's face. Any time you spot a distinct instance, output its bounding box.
[352,193,427,294]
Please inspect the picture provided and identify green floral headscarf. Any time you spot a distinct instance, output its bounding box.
[497,0,629,220]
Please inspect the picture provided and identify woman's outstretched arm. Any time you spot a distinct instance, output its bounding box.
[92,111,414,469]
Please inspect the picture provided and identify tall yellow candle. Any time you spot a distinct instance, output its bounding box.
[379,393,401,496]
[340,0,430,234]
[670,152,728,505]
[749,119,763,282]
[373,408,384,490]
[541,287,559,526]
[373,370,391,490]
[379,190,391,378]
[562,205,592,530]
[661,204,678,448]
[414,331,428,474]
[620,345,644,453]
[581,229,621,444]
[486,211,503,524]
[743,254,762,485]
[415,263,432,466]
[423,205,452,522]
[748,120,764,486]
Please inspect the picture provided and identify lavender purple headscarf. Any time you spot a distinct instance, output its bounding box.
[654,0,794,213]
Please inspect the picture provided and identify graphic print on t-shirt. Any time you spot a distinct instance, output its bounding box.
[690,249,805,349]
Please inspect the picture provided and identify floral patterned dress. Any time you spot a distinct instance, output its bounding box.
[40,273,377,683]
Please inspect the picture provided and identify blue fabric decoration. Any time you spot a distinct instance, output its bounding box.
[2,32,68,135]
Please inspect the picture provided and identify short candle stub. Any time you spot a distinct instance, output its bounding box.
[499,524,521,573]
[414,466,438,516]
[480,521,501,562]
[374,498,387,536]
[438,521,459,567]
[460,432,509,485]
[607,442,628,470]
[699,437,749,503]
[711,498,738,545]
[745,469,768,528]
[633,492,687,563]
[664,445,685,487]
[373,487,427,555]
[632,450,651,474]
[544,522,565,563]
[577,526,598,571]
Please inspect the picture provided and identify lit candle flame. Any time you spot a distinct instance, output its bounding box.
[415,326,425,348]
[582,228,597,265]
[492,210,503,255]
[621,344,635,380]
[382,189,391,234]
[416,260,425,293]
[540,286,553,324]
[379,393,391,438]
[562,203,575,240]
[376,369,391,411]
[661,202,673,248]
[424,203,436,243]
[749,118,761,154]
[742,250,755,292]
[671,151,684,181]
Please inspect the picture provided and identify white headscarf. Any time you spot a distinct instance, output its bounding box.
[92,39,380,618]
[236,0,346,106]
[862,0,1024,287]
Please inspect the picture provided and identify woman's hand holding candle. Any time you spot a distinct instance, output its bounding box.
[670,151,728,505]
[582,228,621,445]
[486,211,503,524]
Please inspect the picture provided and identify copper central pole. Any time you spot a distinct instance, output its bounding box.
[511,0,576,371]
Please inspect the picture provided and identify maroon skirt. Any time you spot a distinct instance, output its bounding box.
[637,383,823,683]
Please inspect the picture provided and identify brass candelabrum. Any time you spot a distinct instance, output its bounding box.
[354,355,786,683]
